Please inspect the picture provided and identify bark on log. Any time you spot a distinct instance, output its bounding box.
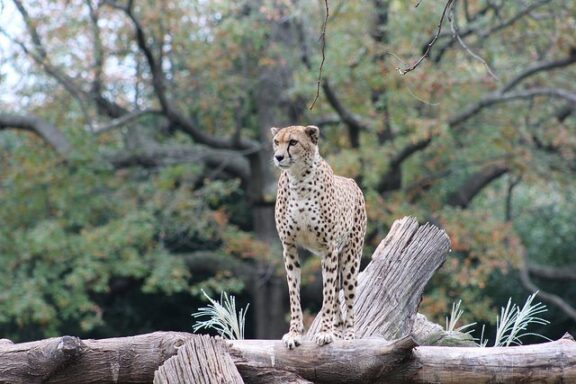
[227,336,416,384]
[226,334,576,384]
[154,335,244,384]
[389,333,576,384]
[1,332,576,383]
[0,331,193,384]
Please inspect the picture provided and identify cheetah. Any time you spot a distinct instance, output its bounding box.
[271,125,367,349]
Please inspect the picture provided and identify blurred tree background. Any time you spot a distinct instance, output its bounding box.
[0,0,574,343]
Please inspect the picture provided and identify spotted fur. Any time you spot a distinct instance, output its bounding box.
[271,125,367,349]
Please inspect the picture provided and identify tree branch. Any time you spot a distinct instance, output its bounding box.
[500,54,576,94]
[520,252,576,323]
[398,0,454,75]
[377,136,434,193]
[431,0,552,63]
[10,0,94,127]
[528,264,576,281]
[107,144,251,182]
[449,83,576,128]
[446,163,509,208]
[321,79,370,148]
[0,113,72,157]
[7,0,129,122]
[91,109,161,135]
[86,0,105,96]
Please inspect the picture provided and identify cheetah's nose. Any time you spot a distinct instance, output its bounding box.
[275,155,284,162]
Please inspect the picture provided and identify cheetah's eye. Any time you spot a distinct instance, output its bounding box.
[274,140,279,146]
[289,140,298,146]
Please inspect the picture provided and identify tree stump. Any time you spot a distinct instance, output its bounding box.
[307,216,472,345]
[154,335,243,384]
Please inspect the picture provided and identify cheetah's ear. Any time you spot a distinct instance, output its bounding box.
[270,127,280,137]
[305,125,319,144]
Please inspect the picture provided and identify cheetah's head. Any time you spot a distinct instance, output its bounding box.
[270,125,319,170]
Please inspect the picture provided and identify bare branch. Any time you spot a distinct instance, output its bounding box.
[520,252,576,323]
[377,136,434,193]
[0,113,72,157]
[398,0,454,75]
[309,0,329,110]
[91,109,161,135]
[107,144,251,181]
[448,3,498,80]
[528,264,576,281]
[321,79,370,148]
[446,163,509,208]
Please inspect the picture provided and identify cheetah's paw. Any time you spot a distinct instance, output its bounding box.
[314,330,335,346]
[344,328,355,340]
[282,331,302,349]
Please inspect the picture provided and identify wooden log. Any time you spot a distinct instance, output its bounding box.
[0,331,193,384]
[306,217,472,345]
[227,334,576,384]
[389,333,576,384]
[154,335,244,384]
[0,332,575,383]
[227,336,417,384]
[0,335,84,383]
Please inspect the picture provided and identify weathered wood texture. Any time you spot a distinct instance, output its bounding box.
[226,334,576,384]
[227,336,416,384]
[0,331,193,384]
[306,217,471,345]
[390,333,576,384]
[1,332,575,383]
[154,335,243,384]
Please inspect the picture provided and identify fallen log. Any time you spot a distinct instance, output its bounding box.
[227,333,576,384]
[227,336,416,384]
[1,331,575,383]
[0,331,193,384]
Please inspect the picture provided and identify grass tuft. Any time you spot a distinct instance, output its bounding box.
[191,289,249,340]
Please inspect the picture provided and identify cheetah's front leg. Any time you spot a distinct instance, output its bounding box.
[315,249,338,346]
[281,243,304,349]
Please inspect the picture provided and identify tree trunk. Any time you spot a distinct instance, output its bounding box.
[248,0,303,340]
